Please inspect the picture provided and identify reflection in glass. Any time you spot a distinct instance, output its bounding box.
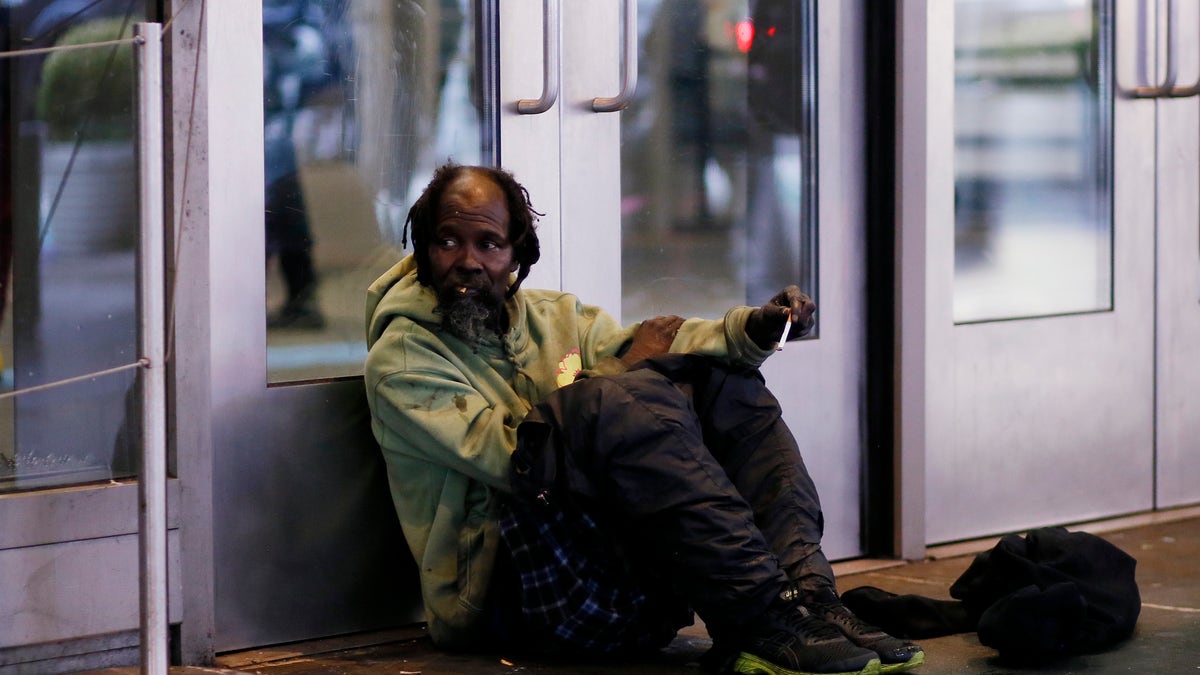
[2,1,147,492]
[621,0,816,324]
[263,0,492,382]
[954,0,1112,323]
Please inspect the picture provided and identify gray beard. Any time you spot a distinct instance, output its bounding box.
[436,291,504,348]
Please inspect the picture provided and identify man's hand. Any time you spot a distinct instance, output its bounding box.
[746,286,816,350]
[620,315,686,367]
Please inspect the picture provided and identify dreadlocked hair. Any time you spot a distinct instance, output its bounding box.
[403,163,542,298]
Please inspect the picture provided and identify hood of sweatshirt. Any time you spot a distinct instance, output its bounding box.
[366,255,432,350]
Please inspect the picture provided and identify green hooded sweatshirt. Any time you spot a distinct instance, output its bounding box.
[364,254,776,648]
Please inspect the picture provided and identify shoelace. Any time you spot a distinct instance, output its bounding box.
[811,601,884,637]
[787,605,850,642]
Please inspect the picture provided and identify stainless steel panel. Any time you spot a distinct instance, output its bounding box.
[499,0,562,292]
[560,1,621,313]
[166,0,217,663]
[1155,0,1200,508]
[212,381,418,651]
[804,0,867,560]
[0,630,139,672]
[0,531,181,650]
[896,0,943,561]
[0,480,179,549]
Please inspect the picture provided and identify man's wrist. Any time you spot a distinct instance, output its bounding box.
[745,308,776,350]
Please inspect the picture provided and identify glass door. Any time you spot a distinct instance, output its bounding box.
[908,0,1160,544]
[207,0,499,651]
[537,0,870,561]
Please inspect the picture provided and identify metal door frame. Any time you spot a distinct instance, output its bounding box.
[1153,0,1200,508]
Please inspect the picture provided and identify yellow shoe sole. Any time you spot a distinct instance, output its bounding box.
[879,650,924,673]
[730,651,883,675]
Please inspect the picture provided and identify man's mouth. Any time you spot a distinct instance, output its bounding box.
[445,275,491,295]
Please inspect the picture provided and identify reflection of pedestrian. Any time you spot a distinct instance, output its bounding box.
[265,139,323,329]
[647,0,712,230]
[748,0,803,135]
[744,0,807,303]
[645,0,751,232]
[263,0,329,329]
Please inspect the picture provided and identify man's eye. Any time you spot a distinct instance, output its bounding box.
[481,241,500,251]
[438,238,458,248]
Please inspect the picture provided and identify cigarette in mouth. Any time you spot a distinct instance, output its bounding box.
[456,286,469,296]
[776,311,792,351]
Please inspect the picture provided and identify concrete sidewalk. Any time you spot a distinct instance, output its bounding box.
[89,510,1200,675]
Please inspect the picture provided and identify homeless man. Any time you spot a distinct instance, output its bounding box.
[363,163,923,675]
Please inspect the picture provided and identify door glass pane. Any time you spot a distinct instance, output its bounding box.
[264,0,494,382]
[622,0,817,324]
[2,1,147,492]
[954,0,1113,323]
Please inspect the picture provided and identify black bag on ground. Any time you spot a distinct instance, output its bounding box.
[843,527,1140,663]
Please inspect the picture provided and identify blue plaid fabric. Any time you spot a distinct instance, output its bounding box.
[497,500,688,654]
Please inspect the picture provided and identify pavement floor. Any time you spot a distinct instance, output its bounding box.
[87,511,1200,675]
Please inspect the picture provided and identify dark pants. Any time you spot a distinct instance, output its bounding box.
[506,354,835,645]
[265,171,317,305]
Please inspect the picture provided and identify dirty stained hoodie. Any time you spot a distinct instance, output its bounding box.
[363,254,777,649]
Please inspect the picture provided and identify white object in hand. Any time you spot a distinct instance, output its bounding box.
[776,313,792,351]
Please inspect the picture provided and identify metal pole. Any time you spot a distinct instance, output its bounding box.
[135,22,169,675]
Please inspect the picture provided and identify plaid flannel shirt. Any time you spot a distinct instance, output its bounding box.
[497,499,688,654]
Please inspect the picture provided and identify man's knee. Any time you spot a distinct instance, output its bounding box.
[519,367,696,469]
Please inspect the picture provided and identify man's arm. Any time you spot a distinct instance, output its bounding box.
[365,333,523,492]
[659,286,816,367]
[574,285,816,374]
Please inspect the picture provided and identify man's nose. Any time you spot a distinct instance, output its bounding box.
[456,247,483,271]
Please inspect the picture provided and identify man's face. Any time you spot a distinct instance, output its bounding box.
[428,171,515,302]
[427,172,515,342]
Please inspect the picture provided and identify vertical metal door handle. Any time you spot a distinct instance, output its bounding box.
[518,0,561,114]
[1123,0,1200,98]
[592,0,638,112]
[1150,0,1200,99]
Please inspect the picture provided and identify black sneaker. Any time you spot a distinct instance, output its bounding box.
[714,598,881,675]
[804,596,924,674]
